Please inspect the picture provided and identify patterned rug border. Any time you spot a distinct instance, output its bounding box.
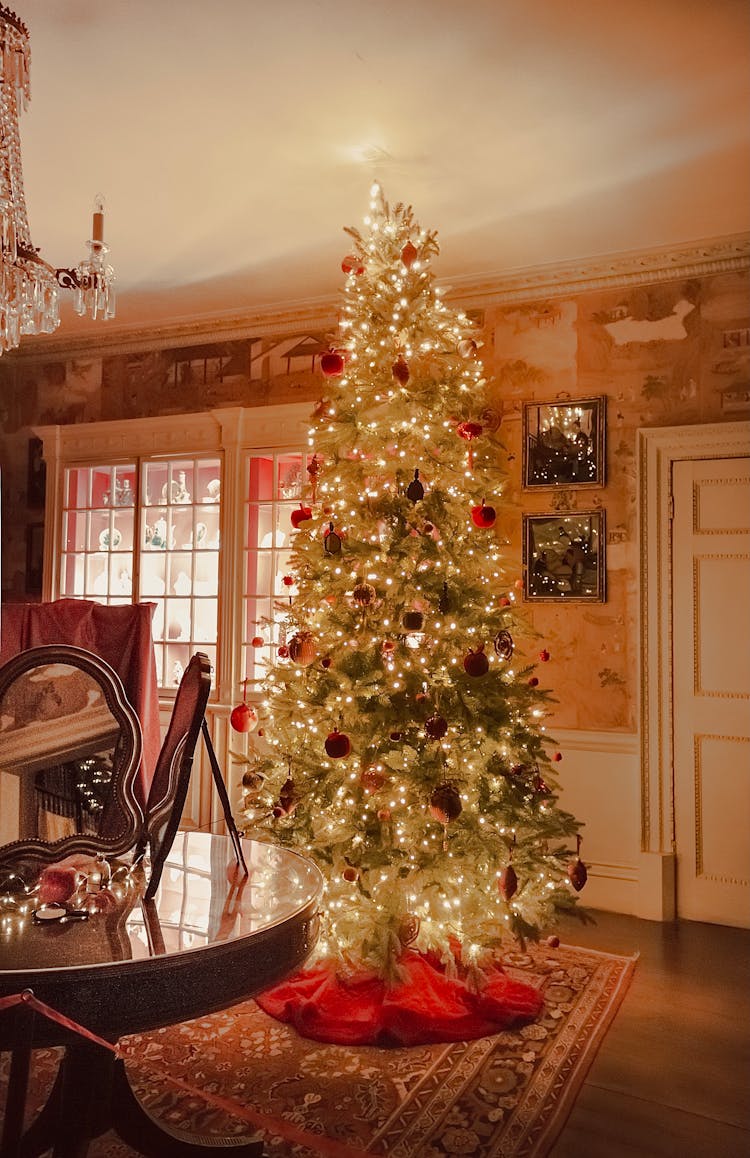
[527,944,638,1158]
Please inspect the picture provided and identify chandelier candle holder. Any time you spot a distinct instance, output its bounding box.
[0,5,115,354]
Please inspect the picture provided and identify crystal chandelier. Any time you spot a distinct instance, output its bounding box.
[0,5,115,354]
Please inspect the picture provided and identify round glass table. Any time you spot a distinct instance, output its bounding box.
[0,831,322,1157]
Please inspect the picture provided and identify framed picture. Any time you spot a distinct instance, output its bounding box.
[25,522,45,596]
[523,511,606,602]
[27,436,46,507]
[523,397,606,488]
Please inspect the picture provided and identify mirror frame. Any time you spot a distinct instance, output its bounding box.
[0,644,144,866]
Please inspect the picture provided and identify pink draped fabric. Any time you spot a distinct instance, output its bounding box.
[0,600,160,803]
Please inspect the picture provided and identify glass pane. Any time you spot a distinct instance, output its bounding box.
[63,511,87,553]
[247,455,275,502]
[59,553,85,596]
[141,555,167,596]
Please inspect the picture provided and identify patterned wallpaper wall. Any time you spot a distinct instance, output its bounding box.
[1,268,748,734]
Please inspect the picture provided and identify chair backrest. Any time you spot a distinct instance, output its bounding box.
[143,652,211,899]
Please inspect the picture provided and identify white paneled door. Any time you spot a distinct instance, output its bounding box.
[672,456,750,927]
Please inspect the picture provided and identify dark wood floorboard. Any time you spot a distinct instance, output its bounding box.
[549,910,750,1158]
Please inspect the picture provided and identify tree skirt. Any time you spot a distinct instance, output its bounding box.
[256,950,544,1045]
[3,943,637,1158]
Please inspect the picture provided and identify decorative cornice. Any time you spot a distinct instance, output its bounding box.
[7,232,749,363]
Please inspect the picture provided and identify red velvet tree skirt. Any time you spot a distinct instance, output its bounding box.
[257,952,544,1046]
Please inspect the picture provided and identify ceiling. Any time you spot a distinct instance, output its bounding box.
[11,0,750,342]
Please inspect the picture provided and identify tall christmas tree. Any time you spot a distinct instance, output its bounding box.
[240,184,586,988]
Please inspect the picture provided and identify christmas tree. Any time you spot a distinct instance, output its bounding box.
[240,184,586,984]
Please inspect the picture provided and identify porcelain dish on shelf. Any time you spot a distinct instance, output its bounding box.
[98,527,122,551]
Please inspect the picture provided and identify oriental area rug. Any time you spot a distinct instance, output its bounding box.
[2,942,636,1158]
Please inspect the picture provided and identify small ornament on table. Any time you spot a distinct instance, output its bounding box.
[405,469,424,503]
[493,629,514,660]
[471,499,496,528]
[231,679,258,733]
[323,522,343,555]
[456,420,483,470]
[306,454,322,502]
[463,644,489,677]
[567,835,588,892]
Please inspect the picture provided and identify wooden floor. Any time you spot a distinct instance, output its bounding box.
[550,910,750,1158]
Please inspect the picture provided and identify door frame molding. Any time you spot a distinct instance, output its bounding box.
[637,420,750,918]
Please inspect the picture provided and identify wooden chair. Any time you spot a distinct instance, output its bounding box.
[142,652,247,900]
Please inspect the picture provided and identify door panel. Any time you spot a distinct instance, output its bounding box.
[672,456,750,927]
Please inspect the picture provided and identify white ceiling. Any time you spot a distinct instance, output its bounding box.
[12,0,750,338]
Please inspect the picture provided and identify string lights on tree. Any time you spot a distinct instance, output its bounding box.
[239,184,587,984]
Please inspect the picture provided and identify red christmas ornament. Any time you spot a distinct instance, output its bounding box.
[547,934,560,948]
[398,913,421,945]
[400,240,418,269]
[568,836,588,892]
[389,730,402,741]
[424,714,448,740]
[532,771,550,796]
[381,639,396,655]
[539,648,551,662]
[499,596,511,607]
[282,574,295,588]
[341,254,365,276]
[471,501,496,529]
[38,867,79,904]
[429,783,462,824]
[457,420,483,470]
[392,355,410,385]
[291,503,313,528]
[498,863,518,902]
[377,808,391,821]
[342,864,360,882]
[277,645,289,659]
[325,729,351,759]
[552,751,563,762]
[415,690,428,703]
[463,644,489,677]
[230,680,258,733]
[321,656,332,669]
[528,676,539,687]
[288,632,317,666]
[320,349,345,378]
[251,635,264,648]
[361,765,387,793]
[352,582,377,607]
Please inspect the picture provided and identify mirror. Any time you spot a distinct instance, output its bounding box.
[0,645,143,867]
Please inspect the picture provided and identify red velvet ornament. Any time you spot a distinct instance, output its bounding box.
[251,635,264,648]
[291,504,313,528]
[341,254,365,276]
[429,783,462,824]
[392,356,410,385]
[320,349,345,378]
[539,648,551,662]
[288,632,317,666]
[471,501,496,528]
[325,729,351,759]
[498,863,518,902]
[230,680,258,733]
[277,645,289,659]
[528,676,539,687]
[463,644,489,677]
[400,240,418,269]
[424,714,448,740]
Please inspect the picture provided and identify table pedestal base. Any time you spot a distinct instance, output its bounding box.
[2,1038,264,1158]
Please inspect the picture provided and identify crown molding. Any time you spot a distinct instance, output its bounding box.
[6,232,749,363]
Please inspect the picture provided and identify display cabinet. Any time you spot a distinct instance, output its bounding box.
[35,404,310,825]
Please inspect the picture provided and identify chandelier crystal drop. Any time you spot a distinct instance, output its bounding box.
[0,5,115,354]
